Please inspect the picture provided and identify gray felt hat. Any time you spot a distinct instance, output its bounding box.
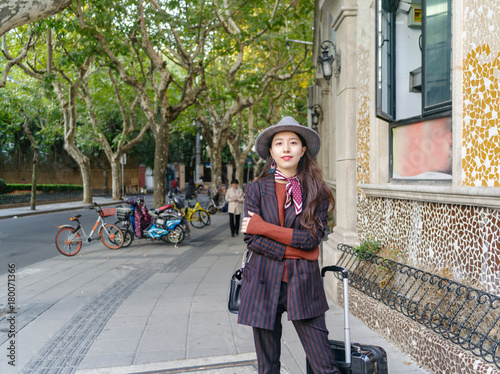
[255,116,321,159]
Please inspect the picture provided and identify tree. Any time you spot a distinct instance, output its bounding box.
[74,0,216,207]
[3,23,97,203]
[196,0,313,190]
[0,0,71,36]
[80,68,151,200]
[0,73,62,209]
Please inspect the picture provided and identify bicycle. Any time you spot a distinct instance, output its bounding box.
[55,202,124,256]
[167,193,211,228]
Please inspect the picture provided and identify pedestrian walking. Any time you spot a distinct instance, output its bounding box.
[239,116,340,374]
[225,178,244,237]
[185,179,196,200]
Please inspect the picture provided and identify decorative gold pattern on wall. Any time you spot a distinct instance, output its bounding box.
[356,16,371,186]
[462,44,500,187]
[357,96,370,185]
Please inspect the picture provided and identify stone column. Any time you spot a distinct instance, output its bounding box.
[320,2,359,301]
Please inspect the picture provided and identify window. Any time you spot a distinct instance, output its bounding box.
[376,0,452,180]
[423,0,452,112]
[376,0,396,120]
[376,0,452,120]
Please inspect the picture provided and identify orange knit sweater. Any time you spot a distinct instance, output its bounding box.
[245,182,319,281]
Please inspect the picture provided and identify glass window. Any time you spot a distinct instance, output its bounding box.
[376,0,395,120]
[423,0,452,111]
[376,0,452,121]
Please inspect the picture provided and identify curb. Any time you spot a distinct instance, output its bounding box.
[0,200,124,220]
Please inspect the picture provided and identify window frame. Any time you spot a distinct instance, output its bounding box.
[375,0,452,123]
[375,0,396,121]
[421,0,453,115]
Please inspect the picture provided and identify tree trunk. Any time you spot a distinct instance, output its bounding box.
[64,142,92,203]
[209,145,223,192]
[30,159,37,210]
[0,0,71,36]
[21,117,40,211]
[103,169,109,195]
[110,158,121,200]
[152,124,169,208]
[235,161,244,187]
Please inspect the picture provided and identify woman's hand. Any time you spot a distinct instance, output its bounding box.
[241,211,254,234]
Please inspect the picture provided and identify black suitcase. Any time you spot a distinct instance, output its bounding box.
[306,265,388,374]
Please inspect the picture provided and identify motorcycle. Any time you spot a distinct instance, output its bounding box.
[206,190,226,214]
[115,197,186,247]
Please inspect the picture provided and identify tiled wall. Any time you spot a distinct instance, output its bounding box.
[462,0,500,184]
[341,285,499,374]
[357,195,500,293]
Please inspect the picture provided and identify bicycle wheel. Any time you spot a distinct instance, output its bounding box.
[55,227,82,256]
[190,210,210,228]
[207,202,217,215]
[114,221,133,248]
[121,230,133,247]
[100,224,124,249]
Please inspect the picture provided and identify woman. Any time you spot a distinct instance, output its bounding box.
[240,116,339,374]
[225,179,244,237]
[184,179,196,200]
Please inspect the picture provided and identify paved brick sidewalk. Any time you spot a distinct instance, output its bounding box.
[0,197,429,373]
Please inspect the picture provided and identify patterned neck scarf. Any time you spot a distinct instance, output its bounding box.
[274,169,303,215]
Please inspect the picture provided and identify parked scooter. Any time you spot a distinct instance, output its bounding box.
[115,197,186,247]
[206,189,226,214]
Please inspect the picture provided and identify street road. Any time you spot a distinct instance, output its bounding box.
[0,194,213,276]
[0,207,114,275]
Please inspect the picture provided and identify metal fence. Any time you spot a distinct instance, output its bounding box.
[335,243,500,369]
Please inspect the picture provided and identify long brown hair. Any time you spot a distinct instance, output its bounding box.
[256,139,335,237]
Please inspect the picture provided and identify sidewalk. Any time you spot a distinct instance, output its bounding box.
[0,197,430,374]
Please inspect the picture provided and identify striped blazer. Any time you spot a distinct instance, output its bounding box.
[237,176,330,330]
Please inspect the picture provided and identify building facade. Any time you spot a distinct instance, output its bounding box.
[313,0,500,372]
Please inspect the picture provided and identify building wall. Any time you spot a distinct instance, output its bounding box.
[354,0,500,293]
[316,0,500,370]
[319,0,500,295]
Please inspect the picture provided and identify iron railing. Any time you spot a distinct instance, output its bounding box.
[335,243,500,369]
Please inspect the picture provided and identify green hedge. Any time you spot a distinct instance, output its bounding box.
[0,179,84,194]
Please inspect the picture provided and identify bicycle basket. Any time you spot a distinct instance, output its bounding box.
[116,206,132,220]
[99,208,116,217]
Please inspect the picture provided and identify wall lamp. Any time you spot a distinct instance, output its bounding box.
[318,40,341,83]
[309,104,322,132]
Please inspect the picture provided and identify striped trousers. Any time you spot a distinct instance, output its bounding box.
[252,282,341,374]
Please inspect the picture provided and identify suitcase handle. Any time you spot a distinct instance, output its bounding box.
[321,265,348,279]
[321,265,351,366]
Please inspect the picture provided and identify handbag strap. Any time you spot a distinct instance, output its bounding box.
[241,251,253,270]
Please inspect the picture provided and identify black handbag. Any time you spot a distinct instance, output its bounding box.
[228,251,252,314]
[228,269,243,314]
